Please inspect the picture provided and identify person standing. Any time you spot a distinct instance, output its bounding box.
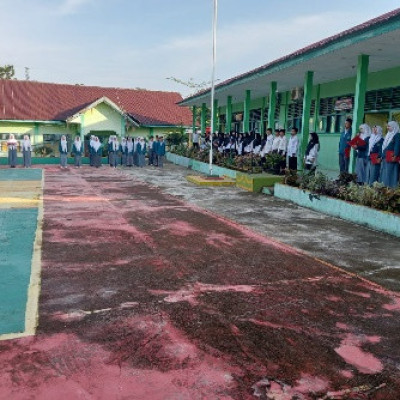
[22,135,32,168]
[380,121,400,188]
[59,135,68,169]
[304,132,320,173]
[133,137,139,166]
[7,134,18,168]
[352,124,371,184]
[153,135,159,166]
[287,127,299,170]
[156,136,166,168]
[137,137,146,168]
[339,118,352,173]
[108,136,119,168]
[277,129,287,172]
[92,136,102,168]
[120,138,127,166]
[147,136,154,165]
[192,130,200,149]
[366,125,384,185]
[72,136,84,168]
[271,129,281,154]
[126,137,134,167]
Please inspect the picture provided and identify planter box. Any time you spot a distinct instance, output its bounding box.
[274,183,400,237]
[236,173,284,193]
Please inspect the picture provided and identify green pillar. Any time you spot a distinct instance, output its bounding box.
[120,115,125,138]
[243,90,251,133]
[201,103,207,135]
[190,106,196,146]
[350,54,369,173]
[267,82,277,129]
[313,84,321,132]
[80,114,85,140]
[212,99,218,133]
[226,96,232,134]
[260,97,266,135]
[33,123,39,146]
[300,71,314,162]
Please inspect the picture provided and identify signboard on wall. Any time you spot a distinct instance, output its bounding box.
[334,98,353,111]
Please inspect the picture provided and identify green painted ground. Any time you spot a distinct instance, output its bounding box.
[0,209,39,334]
[0,168,42,181]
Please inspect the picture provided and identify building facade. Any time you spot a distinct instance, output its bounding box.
[180,9,400,173]
[0,80,191,161]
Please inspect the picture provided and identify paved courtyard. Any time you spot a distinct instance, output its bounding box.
[0,164,399,399]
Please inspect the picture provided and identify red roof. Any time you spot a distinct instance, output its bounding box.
[0,80,192,126]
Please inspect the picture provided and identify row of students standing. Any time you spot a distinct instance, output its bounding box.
[6,134,32,168]
[352,121,400,188]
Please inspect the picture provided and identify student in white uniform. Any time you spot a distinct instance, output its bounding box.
[271,129,281,153]
[7,134,18,168]
[304,132,320,173]
[72,136,84,168]
[120,138,127,166]
[287,127,299,170]
[59,135,68,169]
[126,137,134,167]
[22,135,32,168]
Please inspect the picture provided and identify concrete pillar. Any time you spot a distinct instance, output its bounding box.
[212,99,218,133]
[260,97,266,135]
[267,82,277,130]
[226,96,232,134]
[201,103,207,135]
[350,54,369,173]
[299,71,314,163]
[313,84,321,132]
[243,90,251,132]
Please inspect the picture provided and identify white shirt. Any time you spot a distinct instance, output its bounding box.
[278,136,287,154]
[287,135,299,157]
[192,132,199,143]
[305,144,319,166]
[272,136,281,152]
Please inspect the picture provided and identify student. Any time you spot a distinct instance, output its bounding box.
[339,118,352,173]
[108,136,119,168]
[137,137,146,168]
[271,129,281,153]
[287,127,299,170]
[92,136,102,168]
[89,135,95,167]
[261,128,274,156]
[156,136,166,168]
[352,124,371,184]
[59,135,68,169]
[277,129,287,172]
[366,125,384,186]
[120,138,127,166]
[192,130,200,149]
[147,136,154,165]
[304,132,320,172]
[126,137,134,167]
[72,136,84,168]
[133,137,139,166]
[153,136,159,166]
[380,121,400,188]
[22,134,32,168]
[7,134,18,168]
[236,133,244,156]
[253,133,262,155]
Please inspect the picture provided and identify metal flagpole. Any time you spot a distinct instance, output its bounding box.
[209,0,218,176]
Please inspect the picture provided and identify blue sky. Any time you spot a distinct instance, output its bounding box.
[1,0,399,97]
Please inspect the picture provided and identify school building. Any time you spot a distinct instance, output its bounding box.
[0,80,192,159]
[180,8,400,173]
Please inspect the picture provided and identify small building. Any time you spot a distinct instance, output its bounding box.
[0,80,191,159]
[180,8,400,173]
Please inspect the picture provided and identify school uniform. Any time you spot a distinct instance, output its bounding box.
[108,140,119,168]
[271,136,281,154]
[156,141,166,168]
[153,140,159,166]
[261,135,274,156]
[147,139,154,165]
[133,139,139,166]
[93,142,103,168]
[59,140,68,168]
[22,139,32,168]
[7,139,18,168]
[137,141,146,167]
[126,140,134,166]
[366,135,384,185]
[354,137,370,184]
[305,142,319,172]
[89,138,95,166]
[287,135,299,170]
[72,140,84,167]
[120,141,127,166]
[380,130,400,188]
[339,128,352,173]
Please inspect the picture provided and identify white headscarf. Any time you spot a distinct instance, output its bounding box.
[23,135,31,151]
[7,134,17,146]
[74,137,82,152]
[359,124,371,140]
[368,126,383,155]
[61,135,67,152]
[121,138,127,151]
[382,121,399,150]
[127,137,133,152]
[92,137,101,152]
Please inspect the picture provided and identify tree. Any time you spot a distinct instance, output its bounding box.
[0,64,15,79]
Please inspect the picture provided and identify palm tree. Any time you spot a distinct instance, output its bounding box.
[0,65,15,79]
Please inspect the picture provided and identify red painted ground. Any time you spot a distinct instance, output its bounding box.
[1,166,400,399]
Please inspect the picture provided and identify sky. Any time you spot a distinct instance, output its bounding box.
[1,0,399,97]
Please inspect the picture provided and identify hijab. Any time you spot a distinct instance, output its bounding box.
[382,121,399,150]
[7,134,17,145]
[92,137,101,152]
[74,137,82,152]
[23,135,31,151]
[127,137,133,152]
[368,126,383,154]
[60,135,67,152]
[359,124,371,140]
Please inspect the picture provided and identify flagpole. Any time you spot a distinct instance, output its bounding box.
[209,0,218,176]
